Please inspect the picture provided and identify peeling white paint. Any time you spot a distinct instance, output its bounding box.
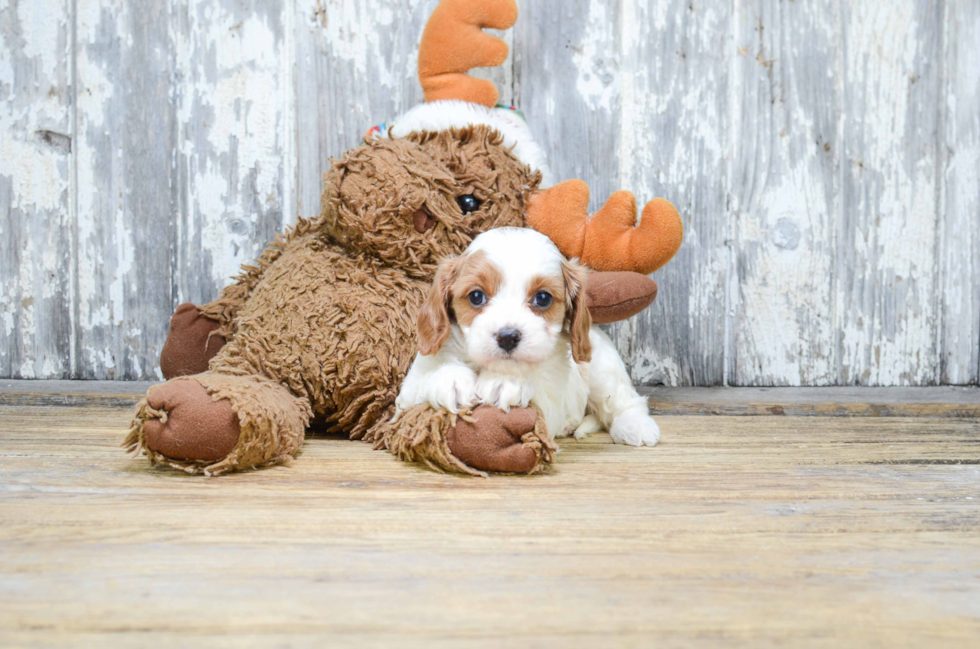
[730,0,838,386]
[1,295,14,337]
[16,0,63,80]
[838,0,942,386]
[631,346,682,387]
[0,141,65,213]
[939,2,980,384]
[175,3,289,295]
[573,0,618,113]
[617,0,732,385]
[318,0,398,88]
[0,0,71,378]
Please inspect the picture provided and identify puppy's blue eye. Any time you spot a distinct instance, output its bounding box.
[456,194,482,214]
[468,290,486,307]
[533,291,553,308]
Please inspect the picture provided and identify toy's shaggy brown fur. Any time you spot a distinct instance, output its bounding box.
[125,126,558,475]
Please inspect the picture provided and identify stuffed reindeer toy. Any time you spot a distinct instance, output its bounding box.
[125,0,683,476]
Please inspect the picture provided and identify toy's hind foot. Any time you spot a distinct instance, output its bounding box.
[142,379,240,461]
[125,373,312,475]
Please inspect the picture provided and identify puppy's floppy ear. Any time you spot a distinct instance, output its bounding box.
[562,259,592,363]
[418,255,463,355]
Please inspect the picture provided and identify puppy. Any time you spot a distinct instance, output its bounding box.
[395,227,660,447]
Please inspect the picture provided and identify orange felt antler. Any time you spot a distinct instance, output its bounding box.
[526,180,684,275]
[417,0,518,107]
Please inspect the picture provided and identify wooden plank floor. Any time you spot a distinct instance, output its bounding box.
[1,397,979,647]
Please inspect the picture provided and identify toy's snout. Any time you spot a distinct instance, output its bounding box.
[414,207,437,233]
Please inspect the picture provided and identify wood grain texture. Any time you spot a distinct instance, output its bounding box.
[641,385,980,418]
[0,0,72,379]
[731,0,838,386]
[1,0,978,385]
[2,380,977,416]
[940,2,980,385]
[514,0,622,201]
[837,1,943,386]
[73,0,176,379]
[619,0,731,386]
[171,0,292,308]
[1,402,979,646]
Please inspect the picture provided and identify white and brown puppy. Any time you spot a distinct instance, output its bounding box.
[395,227,660,447]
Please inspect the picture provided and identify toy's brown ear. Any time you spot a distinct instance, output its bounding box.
[527,181,684,275]
[586,272,658,324]
[418,256,463,355]
[418,0,518,107]
[562,259,592,364]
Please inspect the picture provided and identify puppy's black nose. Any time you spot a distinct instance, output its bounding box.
[496,328,522,353]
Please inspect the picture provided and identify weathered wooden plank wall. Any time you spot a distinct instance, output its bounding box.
[942,0,980,385]
[1,0,977,386]
[731,0,838,386]
[0,0,72,379]
[74,0,174,380]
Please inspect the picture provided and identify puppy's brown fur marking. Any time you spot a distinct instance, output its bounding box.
[418,256,464,356]
[451,251,502,327]
[526,275,566,326]
[418,250,507,353]
[561,260,592,363]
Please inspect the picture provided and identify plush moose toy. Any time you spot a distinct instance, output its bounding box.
[124,0,683,476]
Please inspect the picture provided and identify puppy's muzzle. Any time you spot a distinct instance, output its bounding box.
[495,328,522,353]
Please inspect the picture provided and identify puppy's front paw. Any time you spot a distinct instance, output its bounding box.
[475,375,534,412]
[610,408,660,447]
[426,365,478,413]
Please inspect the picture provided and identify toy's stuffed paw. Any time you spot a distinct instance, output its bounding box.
[160,303,225,379]
[447,406,552,474]
[142,380,241,461]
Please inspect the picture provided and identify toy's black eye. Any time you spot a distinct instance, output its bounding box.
[456,194,482,214]
[468,290,486,307]
[533,291,553,308]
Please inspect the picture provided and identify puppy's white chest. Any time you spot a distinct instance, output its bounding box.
[525,352,590,439]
